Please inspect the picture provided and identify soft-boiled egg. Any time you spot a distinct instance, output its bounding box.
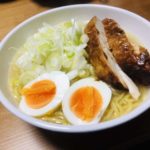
[62,78,112,125]
[19,71,70,116]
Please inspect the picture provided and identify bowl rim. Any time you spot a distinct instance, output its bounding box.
[0,4,150,133]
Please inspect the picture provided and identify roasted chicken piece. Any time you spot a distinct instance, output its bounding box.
[85,16,140,99]
[84,17,121,88]
[103,18,150,85]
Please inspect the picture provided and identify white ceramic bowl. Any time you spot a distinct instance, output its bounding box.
[0,4,150,133]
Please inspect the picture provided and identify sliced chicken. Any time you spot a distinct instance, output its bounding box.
[85,16,140,99]
[84,17,121,88]
[103,18,150,85]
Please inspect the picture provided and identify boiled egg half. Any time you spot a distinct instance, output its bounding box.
[19,71,70,116]
[62,78,112,125]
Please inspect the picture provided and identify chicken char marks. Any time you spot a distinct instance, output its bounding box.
[85,17,126,88]
[103,18,150,85]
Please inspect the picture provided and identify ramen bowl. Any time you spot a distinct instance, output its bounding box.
[0,4,150,133]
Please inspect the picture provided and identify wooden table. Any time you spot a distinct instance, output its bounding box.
[0,0,150,150]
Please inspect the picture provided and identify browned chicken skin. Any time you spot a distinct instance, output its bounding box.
[85,16,150,87]
[85,17,124,88]
[103,18,150,85]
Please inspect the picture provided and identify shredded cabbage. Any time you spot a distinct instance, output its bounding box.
[12,20,95,93]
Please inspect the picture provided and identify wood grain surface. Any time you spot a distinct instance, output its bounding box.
[0,0,150,150]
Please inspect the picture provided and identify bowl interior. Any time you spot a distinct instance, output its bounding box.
[0,4,150,132]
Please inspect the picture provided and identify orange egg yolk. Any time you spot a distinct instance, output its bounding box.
[21,80,56,109]
[70,86,102,122]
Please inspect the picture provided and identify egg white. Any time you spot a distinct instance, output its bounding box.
[19,71,70,117]
[62,78,112,125]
